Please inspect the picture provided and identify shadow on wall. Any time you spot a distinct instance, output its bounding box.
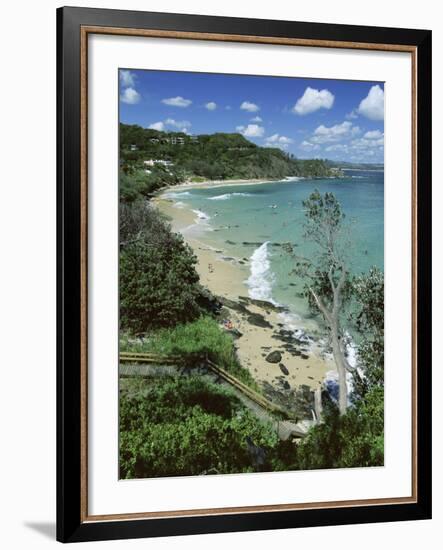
[24,522,56,540]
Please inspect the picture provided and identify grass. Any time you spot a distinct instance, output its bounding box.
[120,316,260,391]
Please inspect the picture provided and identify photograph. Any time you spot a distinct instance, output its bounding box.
[53,5,431,542]
[118,69,385,480]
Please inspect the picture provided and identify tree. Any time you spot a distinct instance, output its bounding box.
[287,191,353,414]
[119,202,208,332]
[294,384,384,469]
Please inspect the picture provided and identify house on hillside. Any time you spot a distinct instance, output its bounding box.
[129,144,138,151]
[143,159,174,167]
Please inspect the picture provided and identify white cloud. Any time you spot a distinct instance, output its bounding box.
[324,135,383,161]
[120,87,141,105]
[357,85,384,121]
[148,119,192,133]
[162,96,192,107]
[240,101,260,112]
[265,134,294,149]
[251,116,262,122]
[351,136,384,150]
[205,102,217,111]
[149,121,165,131]
[226,106,232,110]
[300,140,321,152]
[325,143,349,153]
[119,70,136,88]
[363,129,383,139]
[346,110,358,120]
[164,118,191,130]
[278,136,293,145]
[293,87,334,115]
[311,121,360,144]
[236,124,265,137]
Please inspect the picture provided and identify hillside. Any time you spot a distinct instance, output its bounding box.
[119,123,339,201]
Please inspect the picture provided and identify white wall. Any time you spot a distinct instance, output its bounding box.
[0,1,438,548]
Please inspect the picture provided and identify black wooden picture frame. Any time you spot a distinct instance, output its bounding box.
[57,6,432,543]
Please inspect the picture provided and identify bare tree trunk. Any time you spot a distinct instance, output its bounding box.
[309,273,349,415]
[331,325,348,415]
[314,387,323,423]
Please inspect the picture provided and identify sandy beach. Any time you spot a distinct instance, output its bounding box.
[155,176,303,195]
[162,177,276,191]
[154,195,334,392]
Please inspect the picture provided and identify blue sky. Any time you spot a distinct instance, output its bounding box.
[119,69,384,163]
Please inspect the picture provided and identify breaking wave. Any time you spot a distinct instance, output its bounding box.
[163,191,192,199]
[208,192,253,201]
[246,242,275,302]
[192,209,211,221]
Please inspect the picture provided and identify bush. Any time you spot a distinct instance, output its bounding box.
[120,317,258,390]
[295,385,384,470]
[119,377,278,478]
[120,202,216,332]
[120,239,203,332]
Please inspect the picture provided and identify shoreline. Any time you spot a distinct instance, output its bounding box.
[153,194,334,394]
[156,176,304,194]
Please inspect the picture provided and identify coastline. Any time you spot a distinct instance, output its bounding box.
[153,194,333,392]
[156,176,303,194]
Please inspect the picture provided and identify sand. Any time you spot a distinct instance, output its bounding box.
[154,176,303,195]
[154,196,334,391]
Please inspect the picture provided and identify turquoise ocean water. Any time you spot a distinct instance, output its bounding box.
[164,169,384,329]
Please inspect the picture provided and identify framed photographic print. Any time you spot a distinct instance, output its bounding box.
[57,6,432,543]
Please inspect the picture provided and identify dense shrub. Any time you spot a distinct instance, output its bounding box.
[120,167,185,202]
[295,385,384,470]
[119,377,278,478]
[351,267,385,395]
[120,239,203,332]
[119,202,217,332]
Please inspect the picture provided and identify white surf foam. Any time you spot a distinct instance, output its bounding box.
[246,242,275,302]
[208,192,253,201]
[163,191,192,199]
[278,311,312,344]
[192,209,211,221]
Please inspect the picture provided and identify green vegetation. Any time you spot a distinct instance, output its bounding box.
[119,375,383,478]
[295,385,384,469]
[119,123,338,201]
[120,168,183,202]
[120,317,258,390]
[120,377,279,478]
[351,267,384,395]
[120,238,203,332]
[119,201,214,332]
[119,172,385,476]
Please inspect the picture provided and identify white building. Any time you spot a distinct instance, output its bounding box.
[143,159,174,167]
